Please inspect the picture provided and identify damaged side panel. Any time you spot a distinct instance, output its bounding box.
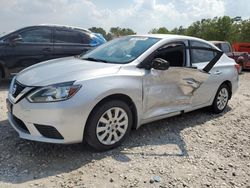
[142,67,209,119]
[141,42,223,121]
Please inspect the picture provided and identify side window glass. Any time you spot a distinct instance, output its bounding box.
[155,43,185,67]
[54,29,83,44]
[20,28,52,43]
[190,41,215,64]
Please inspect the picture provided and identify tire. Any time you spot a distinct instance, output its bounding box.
[84,100,133,151]
[0,69,2,85]
[211,84,230,114]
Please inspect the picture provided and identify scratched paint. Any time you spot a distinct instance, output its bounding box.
[143,67,209,119]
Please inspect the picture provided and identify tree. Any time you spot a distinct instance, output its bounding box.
[149,27,169,34]
[239,19,250,42]
[88,27,107,37]
[109,27,136,37]
[171,26,186,35]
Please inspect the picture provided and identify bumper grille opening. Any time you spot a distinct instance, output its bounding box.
[34,124,64,140]
[12,115,30,134]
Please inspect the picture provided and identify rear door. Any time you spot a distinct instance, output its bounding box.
[52,28,92,59]
[3,27,53,75]
[142,40,222,120]
[188,40,224,107]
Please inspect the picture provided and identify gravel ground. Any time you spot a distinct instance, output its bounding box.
[0,72,250,188]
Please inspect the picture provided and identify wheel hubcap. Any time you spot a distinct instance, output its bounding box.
[96,107,128,145]
[217,88,229,110]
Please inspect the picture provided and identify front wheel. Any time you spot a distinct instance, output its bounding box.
[84,100,133,151]
[211,84,230,113]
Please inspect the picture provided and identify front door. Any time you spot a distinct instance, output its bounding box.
[4,27,53,75]
[142,41,222,120]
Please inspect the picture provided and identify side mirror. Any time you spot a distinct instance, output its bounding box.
[9,34,22,44]
[152,58,170,70]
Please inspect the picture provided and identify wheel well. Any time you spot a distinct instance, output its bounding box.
[87,94,138,130]
[222,80,232,99]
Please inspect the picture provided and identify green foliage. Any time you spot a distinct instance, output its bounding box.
[239,19,250,42]
[88,16,249,43]
[109,27,136,36]
[89,27,136,41]
[149,27,170,34]
[88,27,107,37]
[149,16,250,43]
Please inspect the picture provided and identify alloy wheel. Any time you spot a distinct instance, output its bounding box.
[216,88,229,110]
[96,107,128,145]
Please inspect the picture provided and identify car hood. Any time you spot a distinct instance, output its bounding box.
[16,57,122,86]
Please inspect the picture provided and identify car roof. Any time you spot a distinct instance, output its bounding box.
[12,24,92,34]
[131,34,215,46]
[210,41,229,44]
[39,24,92,33]
[133,34,205,41]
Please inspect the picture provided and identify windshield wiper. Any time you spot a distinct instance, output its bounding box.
[82,57,108,63]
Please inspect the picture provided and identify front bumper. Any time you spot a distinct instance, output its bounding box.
[7,96,91,144]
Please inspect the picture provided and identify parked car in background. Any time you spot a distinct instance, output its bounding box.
[7,35,238,151]
[210,41,249,72]
[232,43,250,54]
[233,43,250,70]
[0,25,106,81]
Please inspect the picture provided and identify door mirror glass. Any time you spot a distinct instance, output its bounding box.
[152,58,170,70]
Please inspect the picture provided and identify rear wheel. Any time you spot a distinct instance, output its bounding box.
[84,100,133,151]
[211,84,230,113]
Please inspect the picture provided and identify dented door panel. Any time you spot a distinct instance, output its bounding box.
[143,67,209,119]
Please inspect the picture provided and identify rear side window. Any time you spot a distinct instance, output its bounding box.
[54,29,90,44]
[20,28,52,43]
[190,41,215,64]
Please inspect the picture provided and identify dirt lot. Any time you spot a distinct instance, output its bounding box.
[0,72,250,188]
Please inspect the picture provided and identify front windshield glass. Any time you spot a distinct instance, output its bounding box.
[81,36,160,64]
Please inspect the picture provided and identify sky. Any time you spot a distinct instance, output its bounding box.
[0,0,249,34]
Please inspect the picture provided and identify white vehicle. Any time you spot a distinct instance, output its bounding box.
[7,34,238,150]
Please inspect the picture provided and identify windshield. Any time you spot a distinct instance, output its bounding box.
[81,36,160,64]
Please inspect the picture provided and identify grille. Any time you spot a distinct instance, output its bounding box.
[12,81,25,98]
[34,124,64,139]
[12,115,30,134]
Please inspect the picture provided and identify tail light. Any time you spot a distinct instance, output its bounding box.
[234,64,240,74]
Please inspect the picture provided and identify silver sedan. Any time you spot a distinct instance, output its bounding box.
[7,34,238,150]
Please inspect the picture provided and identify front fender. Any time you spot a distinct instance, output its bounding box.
[76,74,144,128]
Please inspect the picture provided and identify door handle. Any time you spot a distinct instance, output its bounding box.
[214,70,222,75]
[43,48,52,52]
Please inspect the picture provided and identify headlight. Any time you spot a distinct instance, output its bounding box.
[27,82,81,103]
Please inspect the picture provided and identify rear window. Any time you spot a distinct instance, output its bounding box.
[54,29,90,44]
[190,41,216,64]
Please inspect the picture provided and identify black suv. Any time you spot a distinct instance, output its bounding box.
[0,25,106,81]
